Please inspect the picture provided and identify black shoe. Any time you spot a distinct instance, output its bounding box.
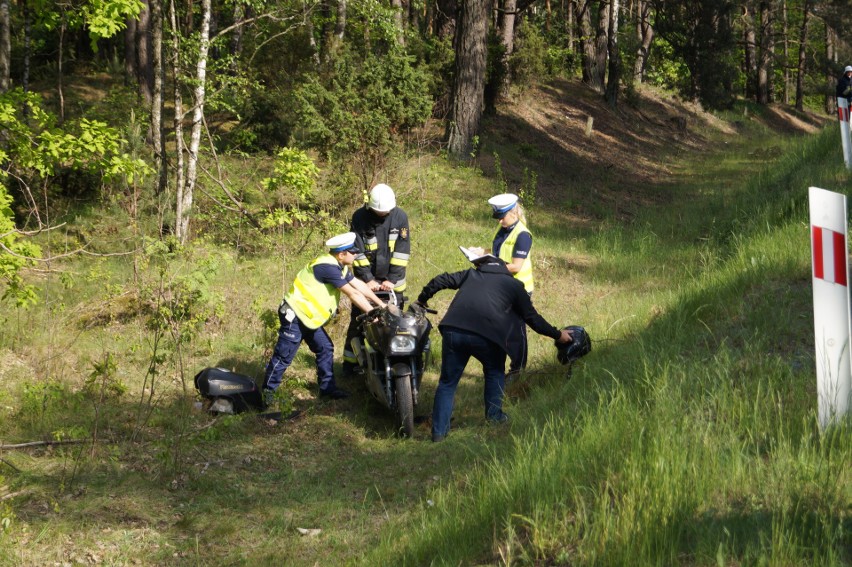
[319,387,350,399]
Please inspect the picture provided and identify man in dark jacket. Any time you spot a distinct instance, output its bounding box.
[416,249,573,442]
[342,183,411,376]
[837,66,852,99]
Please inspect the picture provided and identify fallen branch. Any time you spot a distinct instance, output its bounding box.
[0,439,87,450]
[0,457,21,472]
[0,489,30,502]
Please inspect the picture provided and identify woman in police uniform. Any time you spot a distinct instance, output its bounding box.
[487,193,534,376]
[488,193,533,294]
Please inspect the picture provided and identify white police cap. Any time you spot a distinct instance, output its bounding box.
[325,232,358,253]
[488,193,519,219]
[845,65,852,73]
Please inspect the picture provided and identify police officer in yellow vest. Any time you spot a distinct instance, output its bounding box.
[488,193,534,293]
[262,232,387,401]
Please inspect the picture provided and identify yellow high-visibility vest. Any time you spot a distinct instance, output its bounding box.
[496,221,534,293]
[284,255,349,329]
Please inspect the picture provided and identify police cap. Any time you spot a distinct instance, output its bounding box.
[326,232,359,253]
[488,193,519,219]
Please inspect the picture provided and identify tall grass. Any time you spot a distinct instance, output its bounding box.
[364,127,852,565]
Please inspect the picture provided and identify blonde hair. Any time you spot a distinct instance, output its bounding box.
[514,203,527,224]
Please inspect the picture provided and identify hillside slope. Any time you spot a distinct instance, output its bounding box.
[477,79,828,219]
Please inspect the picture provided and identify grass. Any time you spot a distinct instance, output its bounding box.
[1,99,851,565]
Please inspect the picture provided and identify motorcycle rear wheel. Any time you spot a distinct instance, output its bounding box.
[394,375,415,438]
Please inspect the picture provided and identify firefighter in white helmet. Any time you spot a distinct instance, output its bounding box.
[342,183,411,377]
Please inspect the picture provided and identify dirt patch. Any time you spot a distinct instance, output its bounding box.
[475,78,831,220]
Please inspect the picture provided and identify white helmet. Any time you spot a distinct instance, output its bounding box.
[845,65,852,74]
[368,183,396,212]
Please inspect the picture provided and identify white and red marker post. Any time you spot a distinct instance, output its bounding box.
[837,97,852,169]
[809,186,852,429]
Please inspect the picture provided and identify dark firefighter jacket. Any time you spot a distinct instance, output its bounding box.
[350,206,410,291]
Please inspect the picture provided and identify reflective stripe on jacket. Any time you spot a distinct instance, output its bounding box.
[284,255,348,329]
[496,221,534,293]
[351,206,410,291]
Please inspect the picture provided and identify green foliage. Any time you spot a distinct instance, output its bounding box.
[0,185,41,307]
[258,147,340,233]
[653,0,739,109]
[139,239,226,346]
[644,37,689,91]
[0,89,152,187]
[509,20,550,90]
[82,0,145,45]
[84,352,127,400]
[291,48,432,168]
[17,379,81,436]
[261,148,319,200]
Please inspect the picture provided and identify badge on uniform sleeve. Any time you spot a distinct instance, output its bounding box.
[400,228,408,240]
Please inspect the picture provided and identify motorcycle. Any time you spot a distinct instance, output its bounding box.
[350,291,435,437]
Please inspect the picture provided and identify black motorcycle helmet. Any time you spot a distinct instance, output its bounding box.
[555,325,591,365]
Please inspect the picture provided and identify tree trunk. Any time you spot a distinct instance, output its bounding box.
[795,0,809,111]
[231,2,245,65]
[305,3,320,67]
[633,0,653,84]
[781,0,789,104]
[170,0,186,238]
[0,0,11,92]
[59,14,66,123]
[498,0,516,98]
[446,0,489,158]
[743,1,757,100]
[137,0,153,104]
[545,0,551,33]
[756,0,773,104]
[333,0,346,54]
[566,0,574,53]
[592,0,609,94]
[822,20,833,114]
[22,0,29,99]
[177,0,212,243]
[577,0,595,85]
[604,0,620,106]
[124,15,138,86]
[392,0,405,45]
[150,0,167,196]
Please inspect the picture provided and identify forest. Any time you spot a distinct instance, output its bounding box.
[1,0,851,565]
[1,0,852,261]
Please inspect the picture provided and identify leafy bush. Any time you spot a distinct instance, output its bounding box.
[509,20,550,90]
[291,48,432,165]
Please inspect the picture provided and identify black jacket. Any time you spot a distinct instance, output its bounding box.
[837,74,852,99]
[417,261,561,361]
[350,206,410,287]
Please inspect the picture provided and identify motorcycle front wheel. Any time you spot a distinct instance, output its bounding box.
[394,375,415,438]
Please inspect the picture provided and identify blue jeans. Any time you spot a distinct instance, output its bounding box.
[431,326,508,438]
[263,312,336,393]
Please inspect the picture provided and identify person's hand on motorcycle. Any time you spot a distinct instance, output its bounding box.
[379,280,395,292]
[556,328,574,344]
[411,300,427,311]
[367,280,381,292]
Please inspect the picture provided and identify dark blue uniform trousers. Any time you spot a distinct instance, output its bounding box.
[263,311,336,393]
